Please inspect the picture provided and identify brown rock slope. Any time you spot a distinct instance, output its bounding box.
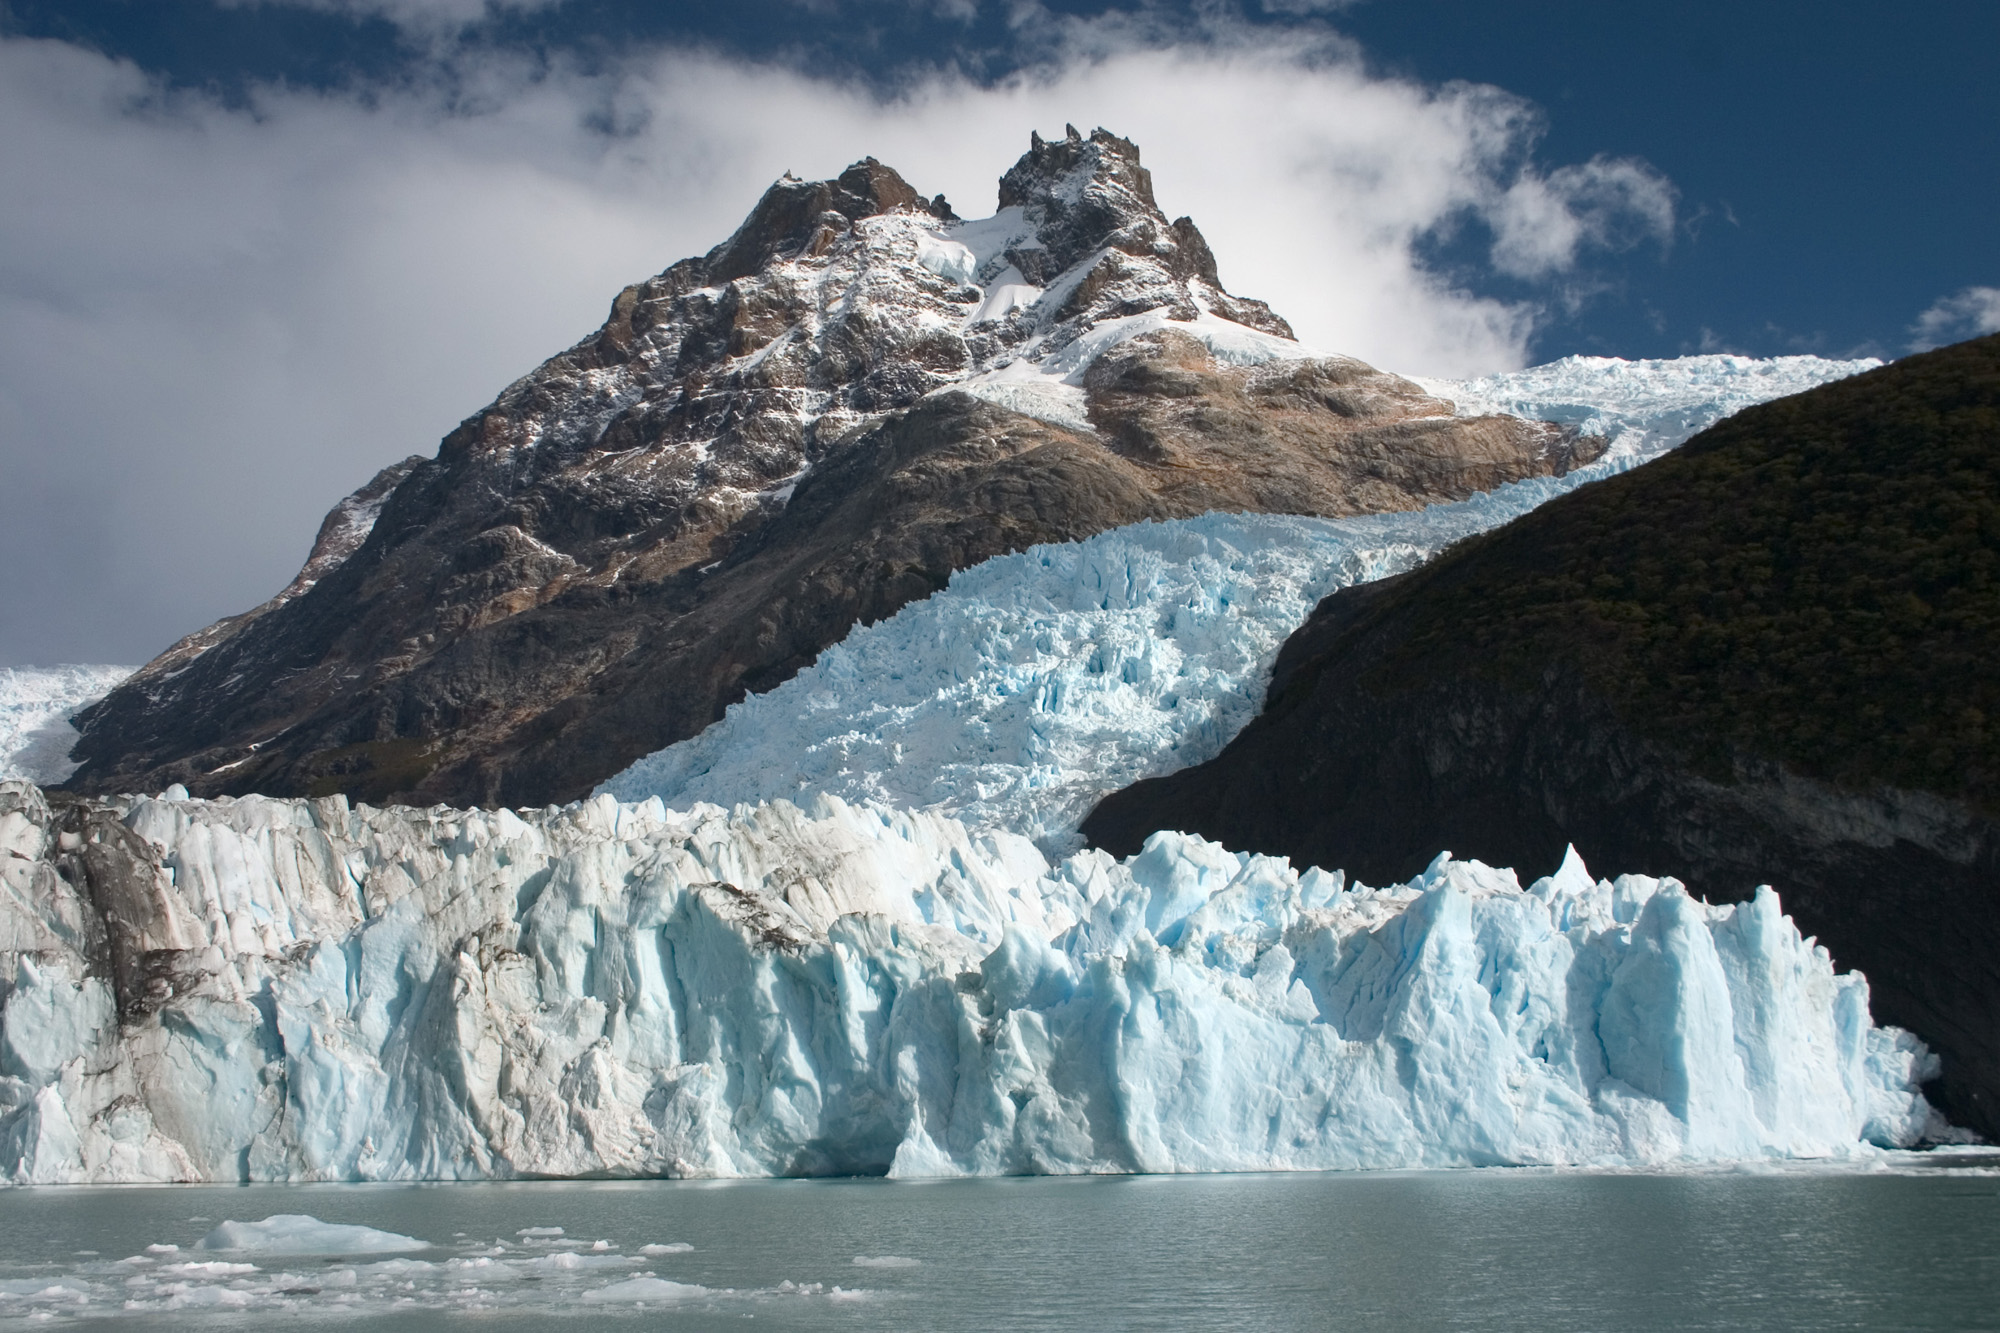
[67,128,1598,808]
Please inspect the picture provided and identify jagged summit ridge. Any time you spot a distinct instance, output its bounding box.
[987,125,1289,337]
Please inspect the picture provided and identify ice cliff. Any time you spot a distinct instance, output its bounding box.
[0,778,1940,1183]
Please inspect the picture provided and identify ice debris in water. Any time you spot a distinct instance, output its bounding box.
[599,353,1874,848]
[196,1215,427,1254]
[0,780,1945,1185]
[2,1222,846,1319]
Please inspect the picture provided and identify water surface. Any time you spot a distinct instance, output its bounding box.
[0,1160,1995,1329]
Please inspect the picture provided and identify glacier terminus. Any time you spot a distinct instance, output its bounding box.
[0,777,1943,1184]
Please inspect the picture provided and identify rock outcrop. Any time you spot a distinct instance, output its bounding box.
[67,128,1597,808]
[1083,334,2000,1138]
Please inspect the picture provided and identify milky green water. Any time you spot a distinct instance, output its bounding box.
[0,1160,1996,1330]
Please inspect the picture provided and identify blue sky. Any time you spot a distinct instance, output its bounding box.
[2,0,1995,665]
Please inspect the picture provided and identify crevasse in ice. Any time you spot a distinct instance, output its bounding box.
[598,353,1879,848]
[0,780,1940,1183]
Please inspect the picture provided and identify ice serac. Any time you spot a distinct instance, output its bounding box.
[0,778,1941,1184]
[65,128,1596,810]
[0,666,134,786]
[598,353,1876,851]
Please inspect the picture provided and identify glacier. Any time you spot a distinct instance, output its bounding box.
[0,352,1940,1187]
[0,665,134,786]
[0,777,1941,1184]
[599,353,1879,846]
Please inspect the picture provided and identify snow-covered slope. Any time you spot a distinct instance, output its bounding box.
[600,354,1875,846]
[0,779,1941,1184]
[0,666,133,785]
[1416,353,1883,470]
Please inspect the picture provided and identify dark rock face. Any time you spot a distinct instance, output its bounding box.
[1083,335,2000,1138]
[66,129,1596,810]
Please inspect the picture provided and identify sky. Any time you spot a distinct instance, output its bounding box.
[2,0,1995,668]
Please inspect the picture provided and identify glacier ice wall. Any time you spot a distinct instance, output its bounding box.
[601,355,1877,847]
[0,779,1938,1184]
[0,666,133,786]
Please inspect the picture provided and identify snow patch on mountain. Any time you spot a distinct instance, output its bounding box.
[602,354,1875,848]
[0,780,1942,1185]
[0,666,133,784]
[945,306,1320,430]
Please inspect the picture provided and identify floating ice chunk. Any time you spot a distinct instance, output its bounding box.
[159,1284,255,1308]
[515,1226,563,1237]
[583,1277,709,1303]
[639,1242,693,1255]
[852,1255,921,1267]
[196,1215,427,1254]
[527,1250,630,1271]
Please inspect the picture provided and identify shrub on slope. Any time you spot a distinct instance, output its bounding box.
[1376,332,2000,811]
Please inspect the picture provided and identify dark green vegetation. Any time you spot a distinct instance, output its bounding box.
[1373,331,2000,811]
[302,739,440,804]
[1086,334,2000,1136]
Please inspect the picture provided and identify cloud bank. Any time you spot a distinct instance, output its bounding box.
[0,31,1672,666]
[1910,286,2000,352]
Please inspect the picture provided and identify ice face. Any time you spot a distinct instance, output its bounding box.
[598,354,1877,852]
[0,665,134,785]
[0,780,1943,1185]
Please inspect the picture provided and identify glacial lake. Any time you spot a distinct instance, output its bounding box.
[0,1160,1996,1330]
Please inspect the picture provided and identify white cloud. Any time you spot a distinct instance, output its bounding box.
[212,0,562,36]
[0,32,1673,665]
[1488,155,1677,280]
[1909,286,2000,352]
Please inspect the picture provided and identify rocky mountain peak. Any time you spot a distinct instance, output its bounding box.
[66,128,1593,809]
[705,156,954,285]
[986,125,1252,332]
